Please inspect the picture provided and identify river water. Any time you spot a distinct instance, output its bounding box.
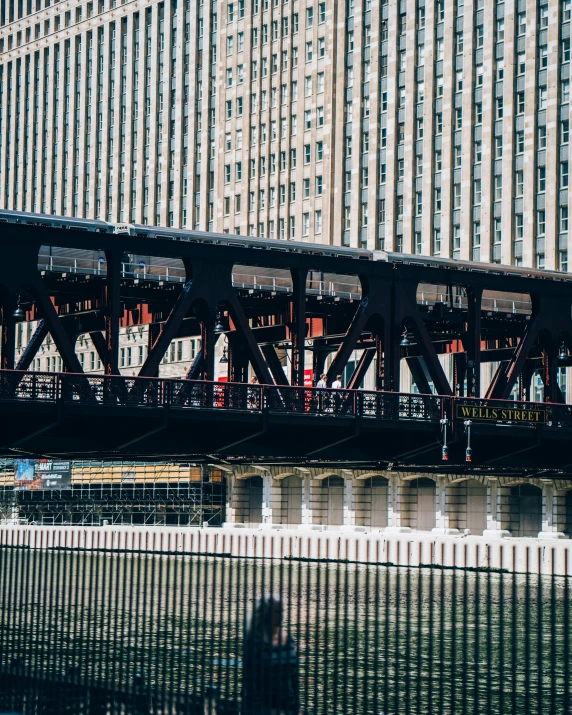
[1,548,570,714]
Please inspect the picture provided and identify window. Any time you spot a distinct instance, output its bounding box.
[538,85,547,109]
[226,100,233,119]
[306,6,314,27]
[563,120,570,144]
[225,133,232,151]
[236,129,243,149]
[474,141,482,163]
[538,126,547,148]
[563,38,571,63]
[316,141,324,161]
[563,80,571,103]
[416,192,423,215]
[316,175,323,196]
[517,53,526,76]
[318,37,325,58]
[224,197,231,216]
[435,113,443,134]
[539,5,548,28]
[289,182,296,202]
[227,36,234,54]
[515,170,524,196]
[315,210,322,233]
[475,102,483,123]
[435,150,442,171]
[236,162,242,181]
[537,210,546,235]
[562,162,569,188]
[226,68,233,87]
[303,178,310,197]
[302,212,310,236]
[474,179,482,204]
[306,41,313,62]
[494,175,502,201]
[317,106,324,127]
[495,136,503,159]
[494,218,502,246]
[304,144,311,164]
[319,2,326,22]
[224,165,231,183]
[317,72,324,93]
[517,11,526,35]
[538,166,546,192]
[433,228,441,255]
[516,131,525,153]
[434,187,442,212]
[561,206,569,232]
[515,213,524,239]
[496,97,503,119]
[516,91,525,114]
[496,18,504,41]
[565,0,572,21]
[238,32,244,52]
[454,146,462,168]
[475,25,484,48]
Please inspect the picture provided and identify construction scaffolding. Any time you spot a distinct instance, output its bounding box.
[0,461,226,526]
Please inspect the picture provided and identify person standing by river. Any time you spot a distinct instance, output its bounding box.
[242,595,301,715]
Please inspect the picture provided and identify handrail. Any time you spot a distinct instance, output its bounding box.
[0,370,569,427]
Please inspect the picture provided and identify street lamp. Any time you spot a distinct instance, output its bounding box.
[213,311,226,334]
[12,295,25,323]
[219,346,229,364]
[399,327,411,348]
[557,341,568,365]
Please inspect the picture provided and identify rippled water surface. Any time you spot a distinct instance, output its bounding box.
[1,548,571,714]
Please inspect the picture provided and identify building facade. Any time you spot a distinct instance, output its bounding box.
[0,0,570,270]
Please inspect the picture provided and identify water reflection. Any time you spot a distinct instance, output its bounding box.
[0,549,570,714]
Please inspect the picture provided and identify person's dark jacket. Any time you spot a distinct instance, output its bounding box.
[242,632,300,715]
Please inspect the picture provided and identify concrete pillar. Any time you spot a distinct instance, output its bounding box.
[539,483,569,538]
[341,478,366,532]
[432,477,459,535]
[385,476,411,533]
[343,478,354,526]
[483,478,511,538]
[262,475,274,525]
[224,474,238,525]
[300,476,313,526]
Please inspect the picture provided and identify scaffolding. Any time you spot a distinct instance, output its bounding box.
[0,461,226,526]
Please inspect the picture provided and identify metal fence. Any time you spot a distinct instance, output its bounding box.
[0,533,570,714]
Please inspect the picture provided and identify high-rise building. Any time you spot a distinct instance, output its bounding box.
[0,0,570,270]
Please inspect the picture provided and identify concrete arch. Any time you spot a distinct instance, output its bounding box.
[400,473,438,483]
[444,473,489,487]
[233,466,267,480]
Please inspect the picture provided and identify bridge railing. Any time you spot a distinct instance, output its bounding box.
[3,369,572,428]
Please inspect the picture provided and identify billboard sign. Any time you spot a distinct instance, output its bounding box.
[14,459,72,490]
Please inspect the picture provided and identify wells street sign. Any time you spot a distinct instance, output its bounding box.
[455,403,546,425]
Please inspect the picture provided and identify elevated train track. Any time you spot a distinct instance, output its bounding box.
[0,210,571,469]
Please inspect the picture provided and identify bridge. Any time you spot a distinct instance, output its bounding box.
[0,370,571,476]
[1,214,572,474]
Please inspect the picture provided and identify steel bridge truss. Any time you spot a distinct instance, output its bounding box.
[1,222,572,401]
